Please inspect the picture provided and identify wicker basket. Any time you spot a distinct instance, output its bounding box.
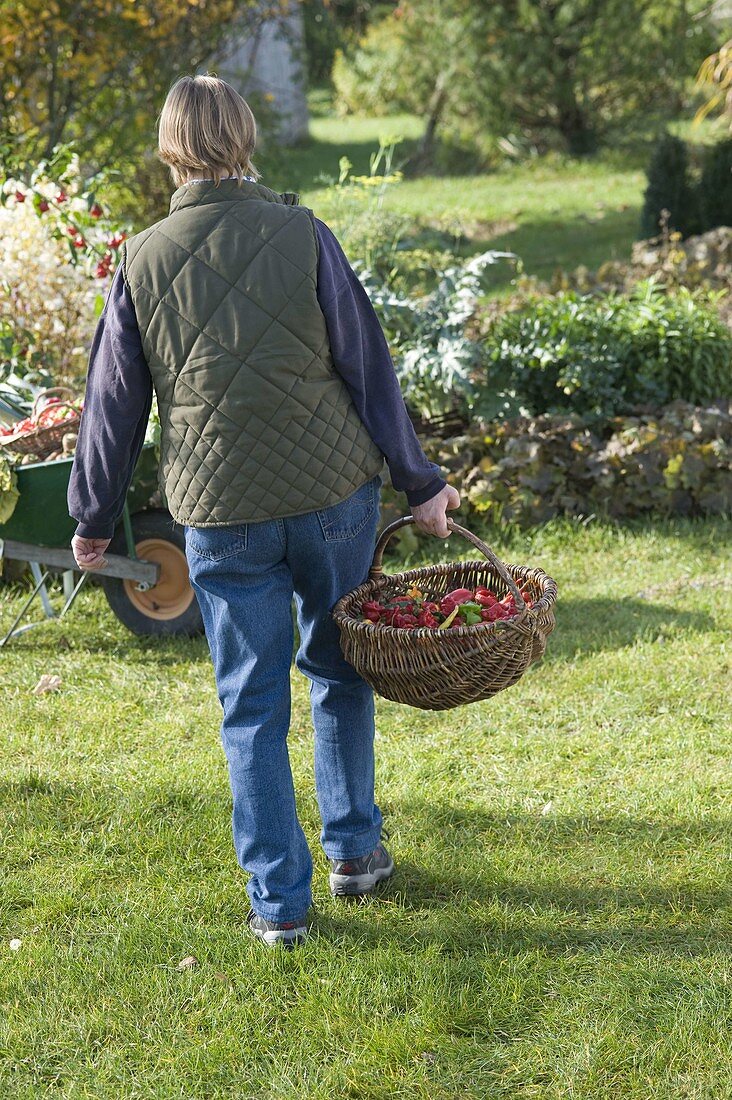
[332,516,558,711]
[0,387,82,459]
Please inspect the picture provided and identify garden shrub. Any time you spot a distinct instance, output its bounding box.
[640,132,700,239]
[0,146,127,384]
[377,401,731,530]
[477,282,732,421]
[699,138,732,234]
[641,133,732,240]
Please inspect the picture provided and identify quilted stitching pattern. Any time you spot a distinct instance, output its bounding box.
[124,182,384,525]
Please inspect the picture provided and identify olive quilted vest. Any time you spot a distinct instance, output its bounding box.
[122,178,384,526]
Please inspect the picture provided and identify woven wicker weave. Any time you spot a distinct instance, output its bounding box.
[0,387,81,459]
[332,516,558,711]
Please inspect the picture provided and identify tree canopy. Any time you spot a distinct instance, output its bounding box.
[0,0,261,171]
[334,0,718,161]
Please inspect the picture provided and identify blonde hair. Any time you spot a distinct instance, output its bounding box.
[157,74,261,188]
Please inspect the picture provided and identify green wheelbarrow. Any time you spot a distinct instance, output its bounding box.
[0,442,203,645]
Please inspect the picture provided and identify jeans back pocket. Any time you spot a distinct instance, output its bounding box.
[316,476,379,542]
[184,523,248,561]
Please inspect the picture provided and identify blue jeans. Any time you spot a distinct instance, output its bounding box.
[183,474,384,923]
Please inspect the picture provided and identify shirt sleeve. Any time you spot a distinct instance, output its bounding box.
[67,264,153,540]
[313,217,447,507]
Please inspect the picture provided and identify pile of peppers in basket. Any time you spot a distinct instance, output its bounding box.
[361,584,535,630]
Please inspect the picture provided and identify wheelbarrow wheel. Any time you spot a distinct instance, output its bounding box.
[100,509,203,636]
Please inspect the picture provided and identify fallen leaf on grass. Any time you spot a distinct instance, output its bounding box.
[32,674,62,696]
[176,955,199,971]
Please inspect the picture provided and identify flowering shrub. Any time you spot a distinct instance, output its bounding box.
[317,137,413,282]
[0,147,128,383]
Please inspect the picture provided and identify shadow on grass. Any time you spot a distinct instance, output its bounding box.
[544,595,713,662]
[0,591,714,669]
[335,800,732,957]
[4,777,731,959]
[467,207,640,287]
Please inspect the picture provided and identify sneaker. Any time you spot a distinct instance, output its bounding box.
[329,842,395,897]
[246,909,309,947]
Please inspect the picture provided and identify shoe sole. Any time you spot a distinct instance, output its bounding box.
[329,857,395,897]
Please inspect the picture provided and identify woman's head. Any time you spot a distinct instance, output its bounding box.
[158,74,260,188]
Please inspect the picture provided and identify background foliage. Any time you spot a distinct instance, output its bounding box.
[377,401,732,529]
[333,0,719,167]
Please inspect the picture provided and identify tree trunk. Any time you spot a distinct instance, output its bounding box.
[554,61,596,155]
[412,72,448,170]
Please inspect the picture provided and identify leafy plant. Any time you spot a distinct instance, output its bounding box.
[363,249,517,420]
[381,400,732,529]
[316,137,414,281]
[478,281,732,421]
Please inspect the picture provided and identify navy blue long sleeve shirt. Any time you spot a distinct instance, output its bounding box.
[68,215,446,539]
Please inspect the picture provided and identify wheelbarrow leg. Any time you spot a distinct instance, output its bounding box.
[31,561,55,618]
[59,569,90,618]
[62,569,75,602]
[0,565,53,647]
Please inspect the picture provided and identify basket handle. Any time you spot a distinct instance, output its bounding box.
[368,515,526,611]
[34,401,80,428]
[31,387,76,421]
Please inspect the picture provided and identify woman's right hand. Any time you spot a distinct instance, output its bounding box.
[71,535,111,571]
[411,484,461,538]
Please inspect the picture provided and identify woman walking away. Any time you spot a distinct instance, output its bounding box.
[68,74,460,948]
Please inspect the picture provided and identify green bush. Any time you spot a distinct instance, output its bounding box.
[377,401,732,529]
[699,138,732,234]
[641,134,732,241]
[640,132,700,239]
[332,19,415,117]
[477,282,732,421]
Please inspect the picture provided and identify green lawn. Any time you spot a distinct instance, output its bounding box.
[261,110,646,282]
[2,517,731,1098]
[258,107,728,286]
